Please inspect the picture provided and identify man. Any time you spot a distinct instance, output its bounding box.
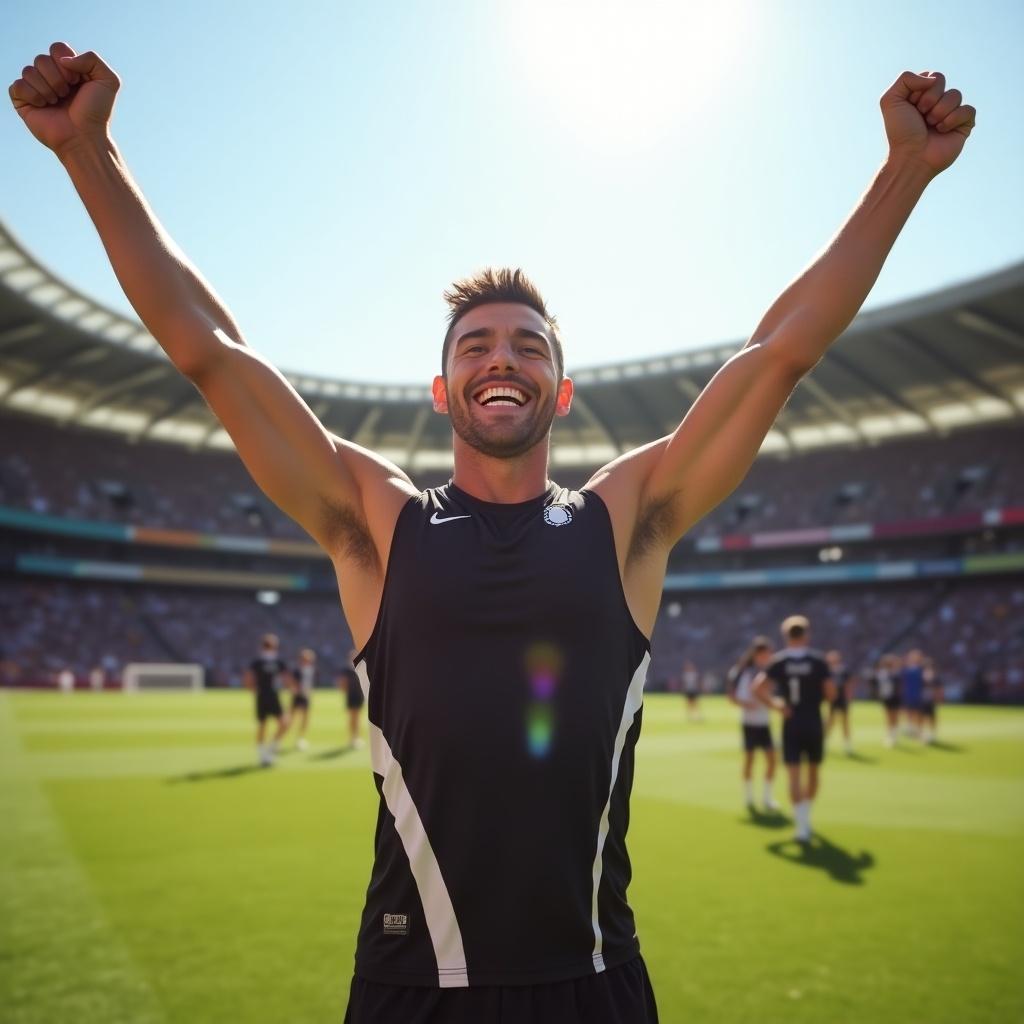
[336,649,365,750]
[873,652,903,748]
[754,616,836,843]
[824,648,855,755]
[10,42,975,1022]
[900,648,926,738]
[288,647,317,751]
[920,655,942,744]
[726,636,777,812]
[243,633,290,767]
[681,658,703,722]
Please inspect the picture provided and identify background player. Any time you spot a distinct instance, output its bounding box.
[336,650,364,750]
[288,647,317,751]
[754,616,836,842]
[681,659,703,722]
[901,648,926,739]
[726,636,778,812]
[921,655,942,744]
[873,653,903,747]
[824,649,855,755]
[243,633,289,767]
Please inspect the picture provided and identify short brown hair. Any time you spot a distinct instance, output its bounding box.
[781,615,810,641]
[441,267,564,378]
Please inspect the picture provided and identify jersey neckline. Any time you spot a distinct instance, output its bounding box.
[444,480,562,512]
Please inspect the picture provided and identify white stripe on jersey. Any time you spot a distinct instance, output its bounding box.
[356,662,468,989]
[590,651,650,973]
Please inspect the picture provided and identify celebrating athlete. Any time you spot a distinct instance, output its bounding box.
[11,43,975,1022]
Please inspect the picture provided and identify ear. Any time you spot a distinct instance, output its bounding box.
[432,375,449,414]
[554,376,574,417]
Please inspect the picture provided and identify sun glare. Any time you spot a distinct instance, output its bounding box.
[502,0,757,153]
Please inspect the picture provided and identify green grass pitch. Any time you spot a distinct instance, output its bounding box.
[2,690,1022,1023]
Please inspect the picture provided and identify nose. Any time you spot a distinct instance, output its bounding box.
[488,337,520,373]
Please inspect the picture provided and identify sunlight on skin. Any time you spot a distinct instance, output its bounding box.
[501,0,759,153]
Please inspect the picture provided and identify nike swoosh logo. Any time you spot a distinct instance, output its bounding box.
[430,512,472,525]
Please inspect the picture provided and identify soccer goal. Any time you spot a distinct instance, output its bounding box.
[122,663,204,692]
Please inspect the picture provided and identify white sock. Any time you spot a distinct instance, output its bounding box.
[796,800,810,833]
[744,780,754,804]
[763,781,774,805]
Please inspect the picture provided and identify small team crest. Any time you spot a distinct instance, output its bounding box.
[543,504,574,527]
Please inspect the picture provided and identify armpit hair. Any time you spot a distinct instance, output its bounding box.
[318,499,380,571]
[628,491,680,563]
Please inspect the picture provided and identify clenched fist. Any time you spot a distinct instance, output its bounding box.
[8,42,120,157]
[881,71,976,176]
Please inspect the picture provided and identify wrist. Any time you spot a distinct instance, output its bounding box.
[56,130,116,168]
[881,149,939,188]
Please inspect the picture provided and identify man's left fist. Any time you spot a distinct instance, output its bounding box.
[880,71,975,175]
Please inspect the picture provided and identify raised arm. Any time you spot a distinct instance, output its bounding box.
[596,71,976,556]
[8,43,415,566]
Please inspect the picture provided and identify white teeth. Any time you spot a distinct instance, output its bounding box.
[476,386,527,406]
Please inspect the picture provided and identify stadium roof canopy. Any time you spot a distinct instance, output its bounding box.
[1,218,1022,470]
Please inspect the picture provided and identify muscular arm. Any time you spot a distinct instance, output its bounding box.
[10,44,414,557]
[595,70,975,553]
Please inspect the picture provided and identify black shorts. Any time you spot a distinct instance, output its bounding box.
[742,724,774,751]
[782,720,824,765]
[346,690,365,710]
[920,701,936,718]
[882,696,901,712]
[830,697,849,712]
[291,693,310,711]
[343,956,658,1024]
[256,690,283,722]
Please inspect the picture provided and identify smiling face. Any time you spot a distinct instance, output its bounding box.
[433,302,573,460]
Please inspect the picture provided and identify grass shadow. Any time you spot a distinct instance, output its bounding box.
[836,750,878,764]
[766,832,875,886]
[166,763,269,783]
[741,807,792,831]
[926,740,966,753]
[308,746,357,761]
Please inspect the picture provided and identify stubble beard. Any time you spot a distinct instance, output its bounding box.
[448,391,556,460]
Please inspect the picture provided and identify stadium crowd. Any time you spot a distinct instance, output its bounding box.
[0,582,352,689]
[650,577,1024,702]
[2,415,1022,539]
[2,576,1020,703]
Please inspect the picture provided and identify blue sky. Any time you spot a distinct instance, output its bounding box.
[4,0,1022,384]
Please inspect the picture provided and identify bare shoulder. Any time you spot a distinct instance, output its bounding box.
[585,437,678,639]
[322,436,419,571]
[585,436,676,567]
[322,437,421,650]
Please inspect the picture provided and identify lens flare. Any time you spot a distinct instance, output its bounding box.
[525,642,563,758]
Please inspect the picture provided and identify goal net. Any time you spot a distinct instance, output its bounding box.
[122,663,204,692]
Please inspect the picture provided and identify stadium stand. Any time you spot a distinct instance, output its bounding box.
[1,218,1022,701]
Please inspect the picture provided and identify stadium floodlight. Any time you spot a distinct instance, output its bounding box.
[122,663,204,692]
[256,590,280,605]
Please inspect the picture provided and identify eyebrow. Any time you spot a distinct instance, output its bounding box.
[454,327,550,348]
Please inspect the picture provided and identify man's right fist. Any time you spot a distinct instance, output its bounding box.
[8,42,119,156]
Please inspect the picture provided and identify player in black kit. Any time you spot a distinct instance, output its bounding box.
[243,633,290,767]
[337,649,365,750]
[754,617,836,842]
[825,649,855,756]
[13,41,976,1022]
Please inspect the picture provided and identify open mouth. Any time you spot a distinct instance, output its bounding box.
[473,385,530,408]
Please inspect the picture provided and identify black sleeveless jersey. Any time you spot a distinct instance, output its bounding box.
[353,482,651,988]
[764,647,831,725]
[249,655,286,698]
